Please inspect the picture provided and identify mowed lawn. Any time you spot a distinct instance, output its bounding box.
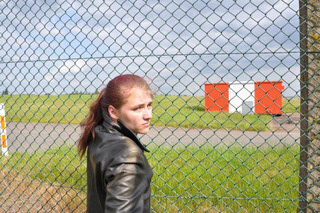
[0,94,300,131]
[0,144,299,212]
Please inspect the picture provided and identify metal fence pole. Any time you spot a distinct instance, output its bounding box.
[299,0,320,212]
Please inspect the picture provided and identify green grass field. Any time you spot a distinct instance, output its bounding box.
[0,145,299,212]
[0,94,300,131]
[0,94,300,211]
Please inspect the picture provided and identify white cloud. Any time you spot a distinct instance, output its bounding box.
[44,73,54,82]
[59,59,86,74]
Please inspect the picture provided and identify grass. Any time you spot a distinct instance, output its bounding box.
[0,94,300,131]
[282,97,300,113]
[0,94,92,124]
[149,145,299,212]
[0,144,300,212]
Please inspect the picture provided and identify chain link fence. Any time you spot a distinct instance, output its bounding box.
[0,0,318,212]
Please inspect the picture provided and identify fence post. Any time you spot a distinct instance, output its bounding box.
[299,0,320,212]
[0,103,8,156]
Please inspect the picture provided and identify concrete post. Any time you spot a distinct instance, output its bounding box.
[299,0,320,212]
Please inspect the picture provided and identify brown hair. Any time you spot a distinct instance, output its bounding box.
[77,74,152,158]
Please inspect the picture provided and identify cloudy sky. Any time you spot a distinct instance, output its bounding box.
[0,0,300,96]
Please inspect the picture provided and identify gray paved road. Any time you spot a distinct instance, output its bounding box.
[5,121,300,153]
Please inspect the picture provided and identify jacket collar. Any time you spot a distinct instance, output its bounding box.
[102,112,150,153]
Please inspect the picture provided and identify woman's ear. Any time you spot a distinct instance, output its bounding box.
[108,105,119,121]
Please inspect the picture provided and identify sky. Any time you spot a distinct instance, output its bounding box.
[0,0,300,97]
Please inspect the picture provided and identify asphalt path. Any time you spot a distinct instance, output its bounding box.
[5,118,300,153]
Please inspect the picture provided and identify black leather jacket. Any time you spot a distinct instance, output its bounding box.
[86,114,153,213]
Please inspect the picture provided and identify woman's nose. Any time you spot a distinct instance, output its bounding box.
[143,108,152,119]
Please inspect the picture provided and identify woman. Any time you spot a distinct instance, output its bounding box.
[78,74,153,213]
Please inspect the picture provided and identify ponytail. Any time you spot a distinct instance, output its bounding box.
[78,88,106,159]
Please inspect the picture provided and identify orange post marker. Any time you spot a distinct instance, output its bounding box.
[0,104,8,156]
[1,134,6,149]
[0,116,5,129]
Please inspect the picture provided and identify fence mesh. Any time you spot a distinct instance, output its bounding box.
[0,0,318,212]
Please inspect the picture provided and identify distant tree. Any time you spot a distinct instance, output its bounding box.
[2,88,8,95]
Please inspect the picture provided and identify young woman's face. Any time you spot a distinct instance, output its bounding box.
[113,87,153,134]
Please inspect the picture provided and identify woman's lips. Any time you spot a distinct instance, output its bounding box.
[143,122,150,127]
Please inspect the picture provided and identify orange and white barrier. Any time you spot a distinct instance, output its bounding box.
[205,81,285,115]
[0,104,8,156]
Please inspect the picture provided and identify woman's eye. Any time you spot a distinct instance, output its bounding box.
[133,107,142,111]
